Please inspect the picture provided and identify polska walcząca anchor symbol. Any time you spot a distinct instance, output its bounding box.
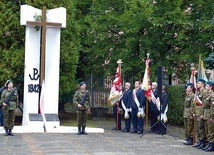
[29,68,39,80]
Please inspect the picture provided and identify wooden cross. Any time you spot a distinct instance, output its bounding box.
[26,6,62,86]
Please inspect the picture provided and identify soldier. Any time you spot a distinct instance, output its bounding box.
[131,81,146,134]
[208,81,214,151]
[73,81,91,135]
[150,82,159,133]
[193,78,207,148]
[201,81,214,151]
[183,83,195,145]
[121,82,132,132]
[0,80,19,136]
[0,84,7,126]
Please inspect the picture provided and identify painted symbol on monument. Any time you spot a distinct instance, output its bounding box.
[29,68,39,80]
[28,68,40,93]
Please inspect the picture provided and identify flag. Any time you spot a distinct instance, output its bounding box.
[39,80,45,115]
[107,63,122,107]
[141,59,151,100]
[197,56,208,81]
[190,68,197,88]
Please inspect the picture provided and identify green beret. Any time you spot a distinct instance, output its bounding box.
[79,81,86,86]
[5,80,13,86]
[185,83,194,88]
[206,81,214,86]
[197,78,206,83]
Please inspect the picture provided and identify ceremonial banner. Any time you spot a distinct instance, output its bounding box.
[142,59,151,100]
[107,61,122,107]
[197,56,208,81]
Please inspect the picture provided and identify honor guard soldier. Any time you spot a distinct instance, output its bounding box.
[121,82,132,132]
[201,81,214,151]
[0,80,19,136]
[73,81,91,135]
[193,78,207,148]
[131,81,146,134]
[183,83,195,145]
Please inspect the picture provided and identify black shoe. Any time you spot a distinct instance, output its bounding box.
[202,143,210,150]
[197,142,206,149]
[123,129,129,132]
[77,127,81,135]
[4,129,9,136]
[137,131,143,134]
[206,143,214,152]
[193,141,201,147]
[154,130,160,134]
[183,138,193,145]
[81,126,88,135]
[132,130,137,133]
[8,129,14,136]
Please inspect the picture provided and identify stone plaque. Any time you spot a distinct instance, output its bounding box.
[45,114,59,122]
[29,113,43,121]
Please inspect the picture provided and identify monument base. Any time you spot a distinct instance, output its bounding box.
[28,113,44,127]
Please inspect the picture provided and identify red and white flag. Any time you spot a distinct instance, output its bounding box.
[190,68,197,88]
[39,80,45,115]
[107,63,122,107]
[142,59,151,100]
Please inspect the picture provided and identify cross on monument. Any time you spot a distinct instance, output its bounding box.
[26,6,62,86]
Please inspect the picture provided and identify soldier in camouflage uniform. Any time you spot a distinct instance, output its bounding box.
[201,81,214,151]
[183,83,195,145]
[73,81,90,135]
[193,79,207,148]
[0,80,19,136]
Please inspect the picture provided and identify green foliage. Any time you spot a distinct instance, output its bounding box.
[167,84,186,125]
[204,52,214,69]
[76,0,213,82]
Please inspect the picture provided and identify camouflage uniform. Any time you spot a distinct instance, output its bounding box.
[203,90,214,151]
[0,89,18,131]
[183,92,194,140]
[195,88,207,147]
[73,89,90,133]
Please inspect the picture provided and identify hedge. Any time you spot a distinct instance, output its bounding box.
[166,84,186,126]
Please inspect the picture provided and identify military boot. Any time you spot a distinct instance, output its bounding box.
[4,129,9,136]
[197,140,206,149]
[81,126,88,135]
[193,141,201,147]
[77,127,81,135]
[206,143,214,152]
[183,137,193,145]
[202,143,210,150]
[8,129,14,136]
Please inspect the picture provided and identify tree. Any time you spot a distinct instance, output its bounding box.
[77,0,214,82]
[0,0,80,110]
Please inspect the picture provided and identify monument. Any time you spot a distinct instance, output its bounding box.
[20,4,66,127]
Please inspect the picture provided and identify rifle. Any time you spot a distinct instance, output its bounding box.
[4,87,18,106]
[79,91,89,105]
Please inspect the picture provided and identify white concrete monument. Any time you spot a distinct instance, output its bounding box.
[20,5,66,126]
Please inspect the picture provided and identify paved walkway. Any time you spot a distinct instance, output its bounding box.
[0,118,213,155]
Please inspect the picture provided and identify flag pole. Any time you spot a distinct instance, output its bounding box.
[191,63,196,145]
[145,53,150,129]
[116,59,122,130]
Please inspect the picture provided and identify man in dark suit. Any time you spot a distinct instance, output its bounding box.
[131,81,146,134]
[157,85,169,134]
[150,82,159,133]
[121,82,132,132]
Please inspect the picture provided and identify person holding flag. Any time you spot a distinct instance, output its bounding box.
[193,78,207,148]
[107,59,123,130]
[131,81,146,134]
